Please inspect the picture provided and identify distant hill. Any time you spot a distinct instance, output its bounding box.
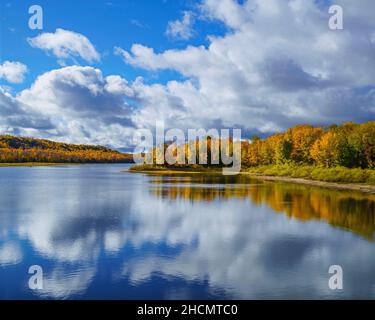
[0,135,133,163]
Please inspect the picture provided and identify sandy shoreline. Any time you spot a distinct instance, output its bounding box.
[242,173,375,194]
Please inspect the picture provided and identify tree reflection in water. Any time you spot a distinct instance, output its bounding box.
[148,174,375,240]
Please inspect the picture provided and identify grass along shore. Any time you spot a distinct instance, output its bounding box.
[243,164,375,194]
[130,163,375,183]
[244,164,375,184]
[129,164,375,194]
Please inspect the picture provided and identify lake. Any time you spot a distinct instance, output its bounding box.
[0,164,374,299]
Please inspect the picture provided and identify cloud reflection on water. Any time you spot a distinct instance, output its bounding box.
[0,166,374,299]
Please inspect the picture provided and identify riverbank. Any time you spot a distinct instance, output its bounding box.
[128,164,375,194]
[243,173,375,194]
[244,164,375,183]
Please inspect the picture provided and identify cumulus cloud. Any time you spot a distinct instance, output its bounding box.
[0,87,53,135]
[116,0,375,135]
[0,61,28,83]
[199,0,252,29]
[105,75,134,96]
[1,66,135,147]
[166,11,195,40]
[2,0,375,147]
[0,242,23,266]
[28,28,100,64]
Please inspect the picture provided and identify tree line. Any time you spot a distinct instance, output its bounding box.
[242,121,374,168]
[0,136,133,163]
[143,121,374,169]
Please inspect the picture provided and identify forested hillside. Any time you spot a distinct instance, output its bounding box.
[0,136,133,163]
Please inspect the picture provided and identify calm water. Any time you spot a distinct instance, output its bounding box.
[0,164,375,299]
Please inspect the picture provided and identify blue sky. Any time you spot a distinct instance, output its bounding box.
[0,0,374,148]
[1,0,226,89]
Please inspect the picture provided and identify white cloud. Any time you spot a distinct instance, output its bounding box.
[2,0,375,147]
[116,0,375,134]
[1,66,135,147]
[0,61,28,83]
[105,75,134,96]
[28,28,100,64]
[0,242,23,266]
[166,11,195,40]
[199,0,252,29]
[0,86,52,133]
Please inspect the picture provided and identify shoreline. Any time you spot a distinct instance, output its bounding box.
[126,169,375,194]
[3,163,374,194]
[0,162,131,167]
[243,173,375,194]
[0,162,83,167]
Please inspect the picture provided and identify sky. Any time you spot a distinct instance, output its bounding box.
[0,0,374,149]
